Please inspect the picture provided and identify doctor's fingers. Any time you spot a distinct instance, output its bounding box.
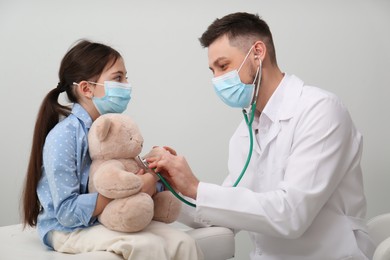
[163,154,191,175]
[162,146,177,156]
[154,156,199,198]
[147,152,178,170]
[152,155,178,176]
[158,155,190,179]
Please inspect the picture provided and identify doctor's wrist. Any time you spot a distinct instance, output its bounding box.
[185,180,199,200]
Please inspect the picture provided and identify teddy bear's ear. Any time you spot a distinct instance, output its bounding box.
[96,117,112,142]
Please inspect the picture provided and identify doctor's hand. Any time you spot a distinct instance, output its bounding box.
[147,152,199,200]
[160,146,177,156]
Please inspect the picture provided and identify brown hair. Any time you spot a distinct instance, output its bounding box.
[199,12,277,65]
[22,40,121,227]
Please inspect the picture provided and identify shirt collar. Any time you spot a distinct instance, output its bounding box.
[72,103,93,129]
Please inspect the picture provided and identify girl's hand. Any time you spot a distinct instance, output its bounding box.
[136,168,158,196]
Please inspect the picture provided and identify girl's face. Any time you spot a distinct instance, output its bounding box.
[92,57,128,98]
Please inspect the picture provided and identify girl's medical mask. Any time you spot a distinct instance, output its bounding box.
[212,45,259,108]
[74,81,132,114]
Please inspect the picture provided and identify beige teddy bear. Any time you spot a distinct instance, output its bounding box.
[88,113,181,233]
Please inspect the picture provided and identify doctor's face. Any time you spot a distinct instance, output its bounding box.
[207,35,256,84]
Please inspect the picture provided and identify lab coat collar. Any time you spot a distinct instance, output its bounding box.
[278,74,304,121]
[237,74,304,137]
[263,74,304,122]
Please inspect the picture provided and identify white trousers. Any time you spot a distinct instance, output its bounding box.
[50,221,204,260]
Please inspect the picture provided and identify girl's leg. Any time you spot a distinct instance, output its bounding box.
[51,224,168,259]
[51,222,203,260]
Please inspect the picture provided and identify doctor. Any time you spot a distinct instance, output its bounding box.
[148,12,375,259]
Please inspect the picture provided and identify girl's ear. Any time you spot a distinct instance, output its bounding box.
[76,81,94,99]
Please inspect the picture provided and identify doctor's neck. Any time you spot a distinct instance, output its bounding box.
[256,63,284,113]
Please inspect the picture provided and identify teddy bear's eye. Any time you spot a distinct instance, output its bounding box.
[130,137,133,141]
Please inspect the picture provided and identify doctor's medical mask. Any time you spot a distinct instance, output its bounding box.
[212,45,261,108]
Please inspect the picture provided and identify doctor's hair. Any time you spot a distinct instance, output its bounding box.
[199,12,277,65]
[22,39,122,227]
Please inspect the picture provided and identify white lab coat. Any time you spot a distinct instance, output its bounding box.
[180,74,375,259]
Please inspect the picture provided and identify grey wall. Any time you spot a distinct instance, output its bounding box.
[1,0,389,259]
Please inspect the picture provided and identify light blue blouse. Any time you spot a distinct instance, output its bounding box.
[37,103,98,248]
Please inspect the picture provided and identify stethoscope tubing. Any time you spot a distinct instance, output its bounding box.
[148,102,256,208]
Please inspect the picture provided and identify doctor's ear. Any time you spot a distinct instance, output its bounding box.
[253,41,266,62]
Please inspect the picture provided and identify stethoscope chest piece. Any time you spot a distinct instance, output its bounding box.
[137,155,149,169]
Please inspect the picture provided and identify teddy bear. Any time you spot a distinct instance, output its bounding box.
[88,113,182,233]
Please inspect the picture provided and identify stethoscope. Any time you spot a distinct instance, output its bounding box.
[137,104,255,208]
[138,62,261,208]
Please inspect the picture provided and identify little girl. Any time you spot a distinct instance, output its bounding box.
[22,40,202,260]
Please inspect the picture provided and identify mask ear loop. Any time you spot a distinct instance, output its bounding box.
[73,81,98,99]
[243,57,262,118]
[87,81,104,87]
[251,58,262,106]
[238,45,255,72]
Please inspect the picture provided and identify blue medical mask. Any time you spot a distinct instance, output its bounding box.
[92,81,132,114]
[74,81,132,114]
[212,46,259,108]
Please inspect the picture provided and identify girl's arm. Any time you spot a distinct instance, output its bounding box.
[93,194,112,217]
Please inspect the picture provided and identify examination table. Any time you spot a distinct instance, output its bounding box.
[0,223,234,260]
